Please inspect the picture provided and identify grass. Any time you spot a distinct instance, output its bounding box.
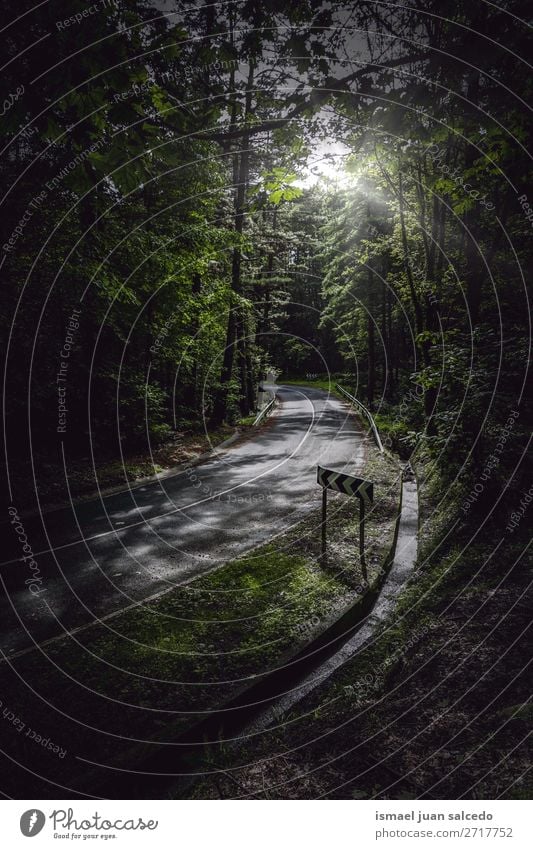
[236,414,257,426]
[1,443,401,798]
[281,377,347,397]
[1,382,402,797]
[188,447,532,800]
[13,424,236,512]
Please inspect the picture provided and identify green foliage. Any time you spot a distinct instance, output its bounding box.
[2,0,530,519]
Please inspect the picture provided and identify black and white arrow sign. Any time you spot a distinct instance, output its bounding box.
[317,466,374,506]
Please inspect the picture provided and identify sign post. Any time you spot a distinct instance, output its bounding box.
[359,498,366,580]
[317,466,374,577]
[321,487,328,565]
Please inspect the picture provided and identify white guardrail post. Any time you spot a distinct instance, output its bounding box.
[335,384,384,453]
[253,392,276,426]
[252,389,276,427]
[253,372,278,426]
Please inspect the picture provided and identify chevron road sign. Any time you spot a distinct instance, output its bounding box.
[317,467,374,506]
[317,466,375,572]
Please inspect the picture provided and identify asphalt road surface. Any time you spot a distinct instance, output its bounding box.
[1,385,366,655]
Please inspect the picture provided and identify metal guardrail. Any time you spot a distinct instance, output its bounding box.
[335,384,384,453]
[253,393,276,426]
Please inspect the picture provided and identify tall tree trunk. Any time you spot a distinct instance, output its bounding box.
[398,163,436,428]
[212,50,255,422]
[185,272,202,412]
[367,268,376,408]
[463,69,483,325]
[398,168,425,343]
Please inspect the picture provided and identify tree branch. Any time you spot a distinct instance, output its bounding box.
[155,52,431,144]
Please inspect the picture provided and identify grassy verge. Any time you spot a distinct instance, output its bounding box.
[189,448,532,800]
[0,446,400,798]
[13,425,237,512]
[280,377,346,397]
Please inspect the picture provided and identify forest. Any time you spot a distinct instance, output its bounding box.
[0,0,531,803]
[3,1,531,496]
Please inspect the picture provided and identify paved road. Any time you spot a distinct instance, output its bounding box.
[1,385,366,655]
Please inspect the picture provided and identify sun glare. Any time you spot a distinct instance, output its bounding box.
[297,140,352,188]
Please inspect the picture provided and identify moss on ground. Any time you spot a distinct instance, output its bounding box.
[0,434,400,798]
[189,447,532,800]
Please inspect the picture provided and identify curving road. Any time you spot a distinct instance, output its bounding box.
[1,385,367,656]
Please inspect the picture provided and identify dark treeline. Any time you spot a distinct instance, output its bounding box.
[1,0,531,516]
